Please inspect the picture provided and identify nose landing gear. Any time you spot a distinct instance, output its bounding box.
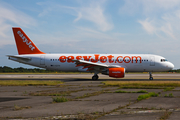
[149,72,153,80]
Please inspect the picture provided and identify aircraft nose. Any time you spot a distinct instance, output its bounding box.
[167,62,174,70]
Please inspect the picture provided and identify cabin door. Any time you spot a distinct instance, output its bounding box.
[40,55,45,65]
[150,56,155,66]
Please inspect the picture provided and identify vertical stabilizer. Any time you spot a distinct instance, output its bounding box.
[12,27,45,55]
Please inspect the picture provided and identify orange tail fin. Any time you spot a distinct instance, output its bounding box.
[12,27,45,55]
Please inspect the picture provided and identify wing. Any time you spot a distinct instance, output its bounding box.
[72,59,121,72]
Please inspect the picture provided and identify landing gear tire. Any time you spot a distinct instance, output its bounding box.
[92,75,99,80]
[149,72,153,80]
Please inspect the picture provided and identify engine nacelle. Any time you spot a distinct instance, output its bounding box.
[109,68,125,78]
[102,68,125,78]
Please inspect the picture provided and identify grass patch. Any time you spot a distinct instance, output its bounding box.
[52,96,68,103]
[29,89,86,96]
[136,90,148,93]
[164,93,174,97]
[169,93,174,97]
[137,92,158,101]
[0,80,63,86]
[115,90,148,93]
[115,90,130,93]
[14,105,31,111]
[118,86,164,89]
[30,91,69,96]
[163,87,174,91]
[75,91,104,99]
[102,81,180,87]
[159,111,172,120]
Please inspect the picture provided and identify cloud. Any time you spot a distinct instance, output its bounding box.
[37,0,113,32]
[0,2,36,28]
[121,0,180,40]
[140,0,180,14]
[160,23,176,40]
[72,3,113,31]
[74,12,82,22]
[120,0,180,15]
[138,19,156,34]
[0,1,36,47]
[138,11,180,40]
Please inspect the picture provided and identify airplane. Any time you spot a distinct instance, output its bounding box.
[8,27,174,80]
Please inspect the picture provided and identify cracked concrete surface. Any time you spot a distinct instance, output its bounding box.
[0,73,180,120]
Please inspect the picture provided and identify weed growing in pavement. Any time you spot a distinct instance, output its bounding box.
[164,94,168,97]
[75,91,104,99]
[163,87,174,92]
[29,89,86,96]
[118,86,165,89]
[102,81,180,87]
[137,94,150,101]
[169,93,174,97]
[52,96,68,103]
[137,92,158,101]
[115,90,148,93]
[92,111,101,115]
[23,91,27,94]
[14,104,31,111]
[77,113,97,120]
[136,90,148,93]
[120,110,127,114]
[0,80,63,86]
[149,92,159,97]
[164,93,174,97]
[115,90,130,93]
[159,111,172,120]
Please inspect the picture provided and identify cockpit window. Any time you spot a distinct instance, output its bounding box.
[161,59,168,62]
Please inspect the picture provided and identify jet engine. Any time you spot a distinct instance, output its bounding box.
[102,68,125,78]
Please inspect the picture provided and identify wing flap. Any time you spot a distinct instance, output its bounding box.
[72,59,121,72]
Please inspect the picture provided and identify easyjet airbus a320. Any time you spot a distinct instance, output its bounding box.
[8,27,174,80]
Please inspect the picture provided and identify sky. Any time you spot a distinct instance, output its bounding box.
[0,0,180,69]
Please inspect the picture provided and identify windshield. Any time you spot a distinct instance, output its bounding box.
[161,59,168,62]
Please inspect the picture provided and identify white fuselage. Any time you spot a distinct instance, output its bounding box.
[9,54,174,72]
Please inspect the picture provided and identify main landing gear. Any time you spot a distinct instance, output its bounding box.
[149,72,153,80]
[92,74,99,80]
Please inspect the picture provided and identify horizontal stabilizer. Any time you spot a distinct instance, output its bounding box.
[7,55,31,61]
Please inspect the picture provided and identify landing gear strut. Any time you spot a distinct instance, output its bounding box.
[149,72,153,80]
[92,74,99,80]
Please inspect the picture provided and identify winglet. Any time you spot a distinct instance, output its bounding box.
[12,27,45,55]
